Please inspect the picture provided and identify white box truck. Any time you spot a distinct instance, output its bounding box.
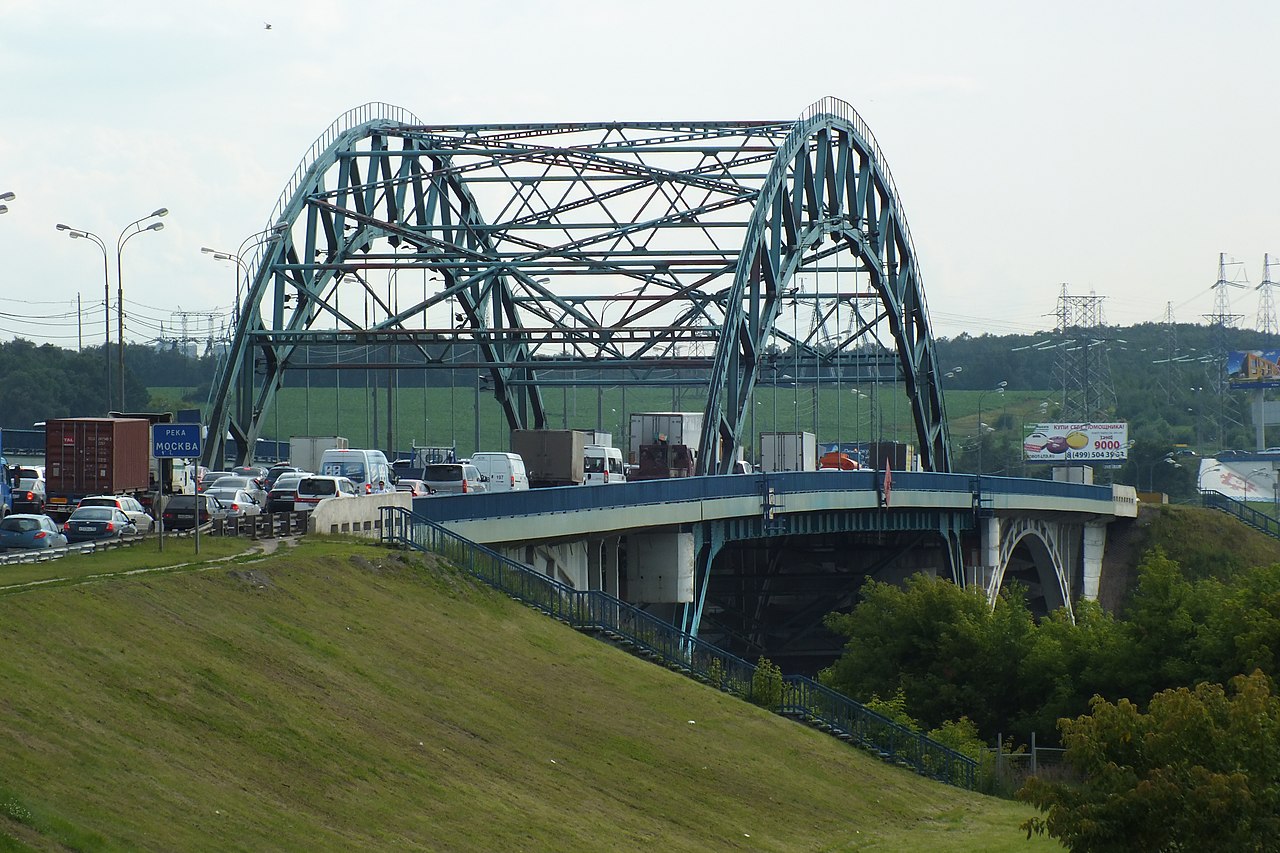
[289,436,348,474]
[760,431,817,472]
[628,412,704,463]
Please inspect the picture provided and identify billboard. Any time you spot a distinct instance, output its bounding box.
[1023,422,1129,463]
[1227,350,1280,389]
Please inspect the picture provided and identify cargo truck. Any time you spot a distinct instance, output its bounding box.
[44,418,151,519]
[510,429,587,487]
[109,411,197,509]
[289,436,349,474]
[628,412,704,463]
[760,431,818,472]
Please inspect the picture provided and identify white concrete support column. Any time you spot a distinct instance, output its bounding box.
[974,516,1001,593]
[587,538,603,591]
[1081,522,1107,601]
[603,536,621,596]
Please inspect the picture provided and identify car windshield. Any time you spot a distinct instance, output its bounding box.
[205,488,242,499]
[298,479,337,497]
[321,461,367,483]
[272,476,305,490]
[584,457,605,473]
[424,464,462,481]
[71,508,115,521]
[16,478,39,490]
[0,517,41,533]
[79,498,119,508]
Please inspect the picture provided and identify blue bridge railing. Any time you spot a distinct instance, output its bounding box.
[380,505,978,789]
[1201,490,1280,540]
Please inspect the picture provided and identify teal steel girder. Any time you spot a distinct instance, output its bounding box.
[696,99,951,475]
[202,101,951,470]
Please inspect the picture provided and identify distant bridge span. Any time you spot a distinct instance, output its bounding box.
[203,98,951,474]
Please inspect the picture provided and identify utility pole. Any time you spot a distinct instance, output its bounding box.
[1204,253,1247,450]
[1052,285,1119,423]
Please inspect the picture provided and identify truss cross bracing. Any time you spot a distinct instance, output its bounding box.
[203,98,952,473]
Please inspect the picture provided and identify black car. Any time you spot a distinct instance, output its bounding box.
[264,464,302,490]
[11,477,45,514]
[266,472,309,513]
[160,494,228,530]
[62,507,138,543]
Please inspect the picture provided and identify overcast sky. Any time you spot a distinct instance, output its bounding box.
[3,0,1278,350]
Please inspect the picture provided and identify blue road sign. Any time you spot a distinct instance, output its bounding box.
[152,422,203,459]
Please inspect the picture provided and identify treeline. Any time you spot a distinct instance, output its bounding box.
[818,541,1280,845]
[820,547,1280,747]
[0,340,214,428]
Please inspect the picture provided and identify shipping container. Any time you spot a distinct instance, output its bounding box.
[44,418,151,515]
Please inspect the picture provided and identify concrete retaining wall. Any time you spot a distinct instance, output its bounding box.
[307,492,411,537]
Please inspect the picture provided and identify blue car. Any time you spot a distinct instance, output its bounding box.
[0,514,68,551]
[61,507,138,543]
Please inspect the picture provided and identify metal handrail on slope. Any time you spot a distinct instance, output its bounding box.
[380,505,978,789]
[1200,490,1280,539]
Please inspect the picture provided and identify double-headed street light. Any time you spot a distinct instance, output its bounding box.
[117,208,168,408]
[0,191,14,214]
[200,247,248,328]
[55,222,112,404]
[201,223,288,333]
[976,380,1008,476]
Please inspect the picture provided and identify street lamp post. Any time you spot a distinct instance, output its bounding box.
[976,380,1008,476]
[55,223,112,407]
[0,191,14,214]
[201,223,288,334]
[201,247,248,329]
[116,208,168,408]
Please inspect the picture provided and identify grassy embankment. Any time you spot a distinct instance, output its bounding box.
[1135,502,1280,580]
[0,538,1052,851]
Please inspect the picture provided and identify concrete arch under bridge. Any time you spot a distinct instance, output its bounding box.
[202,98,952,474]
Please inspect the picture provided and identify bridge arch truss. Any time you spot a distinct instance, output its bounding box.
[203,99,951,472]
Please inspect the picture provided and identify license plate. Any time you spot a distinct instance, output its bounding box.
[78,526,95,532]
[50,497,67,504]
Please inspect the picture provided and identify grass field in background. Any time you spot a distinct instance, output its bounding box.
[0,538,1054,851]
[153,383,1057,460]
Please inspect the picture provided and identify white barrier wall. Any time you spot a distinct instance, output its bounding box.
[307,492,411,537]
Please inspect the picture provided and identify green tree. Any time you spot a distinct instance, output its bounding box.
[1019,670,1280,852]
[821,575,1036,736]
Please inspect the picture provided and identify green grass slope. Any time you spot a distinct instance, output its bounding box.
[0,540,1050,851]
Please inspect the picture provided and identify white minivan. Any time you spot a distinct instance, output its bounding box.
[583,445,626,485]
[317,448,395,495]
[470,452,530,492]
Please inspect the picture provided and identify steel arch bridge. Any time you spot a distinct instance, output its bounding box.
[203,98,952,473]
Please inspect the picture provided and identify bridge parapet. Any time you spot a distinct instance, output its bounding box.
[1111,484,1138,518]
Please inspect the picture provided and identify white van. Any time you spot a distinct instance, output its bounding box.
[317,448,395,495]
[470,452,530,492]
[583,445,626,485]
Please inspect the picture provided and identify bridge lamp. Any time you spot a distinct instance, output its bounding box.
[976,381,1007,476]
[116,208,168,409]
[56,221,115,406]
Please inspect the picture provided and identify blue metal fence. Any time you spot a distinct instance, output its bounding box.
[409,470,1114,525]
[380,505,978,789]
[1201,490,1280,539]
